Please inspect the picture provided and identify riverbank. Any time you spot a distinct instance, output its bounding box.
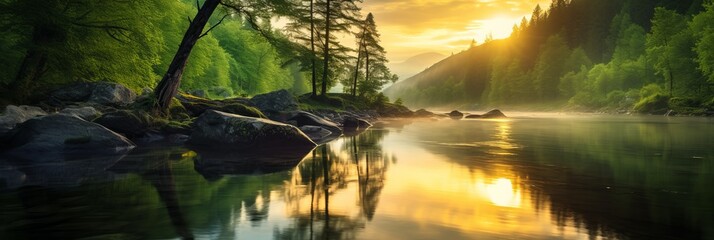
[0,82,427,157]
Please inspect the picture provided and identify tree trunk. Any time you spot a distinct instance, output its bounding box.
[11,26,52,103]
[364,52,370,96]
[320,0,331,96]
[352,27,367,97]
[310,0,317,98]
[154,0,221,112]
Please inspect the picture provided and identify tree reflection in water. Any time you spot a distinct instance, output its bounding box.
[277,129,391,240]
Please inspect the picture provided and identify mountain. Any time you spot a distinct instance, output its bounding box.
[388,52,447,81]
[383,0,711,111]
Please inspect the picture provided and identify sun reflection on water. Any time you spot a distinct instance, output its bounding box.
[482,178,522,208]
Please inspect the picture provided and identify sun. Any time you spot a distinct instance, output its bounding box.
[468,16,522,44]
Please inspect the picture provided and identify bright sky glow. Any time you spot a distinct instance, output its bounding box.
[360,0,551,61]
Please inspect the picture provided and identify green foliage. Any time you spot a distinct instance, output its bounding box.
[385,0,712,112]
[634,94,669,113]
[0,0,302,103]
[690,2,714,84]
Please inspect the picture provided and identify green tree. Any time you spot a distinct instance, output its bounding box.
[533,34,571,100]
[0,0,164,102]
[690,1,714,85]
[646,7,701,97]
[317,0,361,96]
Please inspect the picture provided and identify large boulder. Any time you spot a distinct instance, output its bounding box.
[342,116,372,131]
[93,110,151,138]
[0,105,47,137]
[176,93,262,118]
[287,111,342,134]
[88,82,137,105]
[466,109,507,119]
[414,109,435,117]
[250,89,299,114]
[299,125,334,143]
[189,110,316,150]
[59,106,102,121]
[377,103,413,117]
[449,110,464,119]
[4,114,135,154]
[50,82,137,106]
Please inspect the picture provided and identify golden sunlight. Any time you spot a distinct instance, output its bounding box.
[468,16,522,43]
[483,178,522,207]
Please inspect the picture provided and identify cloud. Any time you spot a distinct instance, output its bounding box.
[361,0,551,61]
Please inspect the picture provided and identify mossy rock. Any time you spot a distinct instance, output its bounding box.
[634,94,669,114]
[94,110,156,138]
[220,103,266,118]
[176,92,265,118]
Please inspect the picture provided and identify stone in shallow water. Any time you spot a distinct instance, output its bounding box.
[0,105,47,136]
[188,110,316,150]
[5,114,135,155]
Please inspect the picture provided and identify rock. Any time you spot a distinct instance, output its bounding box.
[465,109,507,119]
[343,116,372,131]
[414,109,434,117]
[0,105,48,137]
[378,103,413,117]
[449,110,464,119]
[5,114,135,154]
[299,125,334,142]
[250,89,299,114]
[176,93,261,118]
[88,82,137,106]
[93,110,150,138]
[49,82,137,106]
[288,111,342,134]
[59,106,102,121]
[50,83,94,102]
[189,110,316,150]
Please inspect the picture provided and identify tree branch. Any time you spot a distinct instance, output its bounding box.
[198,14,228,39]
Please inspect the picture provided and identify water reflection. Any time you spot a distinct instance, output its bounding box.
[277,129,390,239]
[1,116,713,239]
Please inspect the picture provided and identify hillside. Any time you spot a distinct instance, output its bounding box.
[388,52,447,81]
[383,0,713,113]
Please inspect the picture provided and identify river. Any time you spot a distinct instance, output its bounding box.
[1,114,713,239]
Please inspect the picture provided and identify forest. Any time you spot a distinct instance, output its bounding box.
[0,0,396,109]
[384,0,714,114]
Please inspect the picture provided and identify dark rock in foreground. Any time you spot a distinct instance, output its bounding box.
[93,110,151,138]
[449,110,464,119]
[50,82,137,106]
[176,93,261,118]
[465,109,507,119]
[59,106,102,121]
[0,105,47,138]
[189,110,316,150]
[250,89,299,116]
[4,114,135,154]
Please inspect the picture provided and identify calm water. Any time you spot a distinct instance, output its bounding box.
[1,114,713,239]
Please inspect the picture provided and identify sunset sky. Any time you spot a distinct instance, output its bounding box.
[360,0,551,62]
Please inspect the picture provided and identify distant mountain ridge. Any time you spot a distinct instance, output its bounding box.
[388,52,447,81]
